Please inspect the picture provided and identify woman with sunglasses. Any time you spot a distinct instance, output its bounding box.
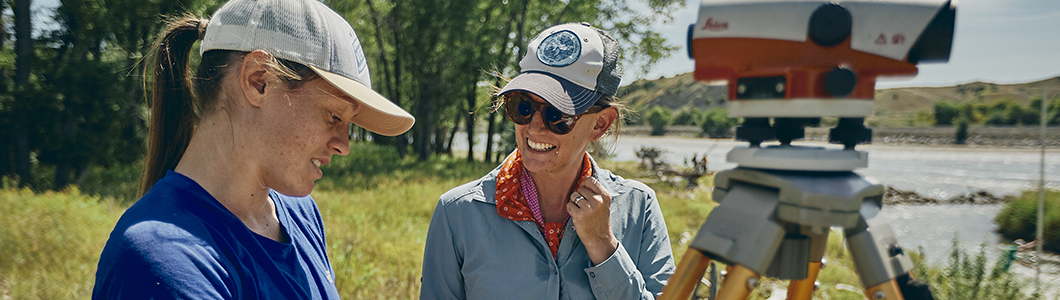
[420,23,675,300]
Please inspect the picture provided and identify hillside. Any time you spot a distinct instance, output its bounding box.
[617,73,727,111]
[617,72,1060,126]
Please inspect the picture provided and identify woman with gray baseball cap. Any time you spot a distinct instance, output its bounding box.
[93,0,413,298]
[420,22,675,299]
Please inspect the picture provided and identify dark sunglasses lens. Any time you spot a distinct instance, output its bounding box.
[542,107,565,124]
[517,100,533,118]
[542,107,574,134]
[505,97,532,124]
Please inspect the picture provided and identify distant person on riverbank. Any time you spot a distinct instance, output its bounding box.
[92,0,414,298]
[420,23,675,299]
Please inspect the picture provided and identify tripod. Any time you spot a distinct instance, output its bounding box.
[660,118,931,300]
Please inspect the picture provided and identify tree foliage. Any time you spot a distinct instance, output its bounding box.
[933,97,1060,127]
[933,101,959,125]
[328,0,684,161]
[1,0,684,191]
[645,106,671,136]
[699,108,736,138]
[0,0,225,190]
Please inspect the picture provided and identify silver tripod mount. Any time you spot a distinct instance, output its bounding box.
[688,143,914,291]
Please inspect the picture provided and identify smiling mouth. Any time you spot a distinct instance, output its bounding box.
[312,159,323,168]
[527,139,556,152]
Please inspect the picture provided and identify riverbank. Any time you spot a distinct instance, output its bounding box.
[621,125,1059,148]
[885,187,1014,205]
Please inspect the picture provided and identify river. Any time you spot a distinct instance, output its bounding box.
[452,133,1060,292]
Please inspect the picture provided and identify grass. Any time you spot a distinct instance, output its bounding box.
[0,142,1050,299]
[0,188,126,299]
[995,189,1060,253]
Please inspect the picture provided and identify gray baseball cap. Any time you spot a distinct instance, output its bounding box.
[201,0,414,136]
[499,22,622,115]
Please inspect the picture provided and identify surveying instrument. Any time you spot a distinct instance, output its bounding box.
[659,0,955,299]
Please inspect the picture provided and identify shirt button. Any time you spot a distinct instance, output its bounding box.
[589,272,596,278]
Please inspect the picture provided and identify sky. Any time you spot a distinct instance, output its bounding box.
[628,0,1060,88]
[26,0,1060,89]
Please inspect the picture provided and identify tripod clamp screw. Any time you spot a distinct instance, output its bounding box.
[746,278,759,290]
[874,290,886,299]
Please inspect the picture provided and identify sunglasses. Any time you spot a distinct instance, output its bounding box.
[503,93,607,135]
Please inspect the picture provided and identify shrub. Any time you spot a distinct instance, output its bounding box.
[699,108,737,138]
[645,106,672,136]
[934,101,959,125]
[672,108,702,126]
[912,240,1041,300]
[995,189,1060,253]
[954,118,969,144]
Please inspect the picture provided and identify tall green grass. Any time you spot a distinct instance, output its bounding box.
[0,188,125,299]
[912,240,1042,300]
[995,189,1060,253]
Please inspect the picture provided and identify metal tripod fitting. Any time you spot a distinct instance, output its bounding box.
[688,167,884,278]
[846,212,914,288]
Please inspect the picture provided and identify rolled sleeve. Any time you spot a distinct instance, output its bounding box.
[584,243,654,299]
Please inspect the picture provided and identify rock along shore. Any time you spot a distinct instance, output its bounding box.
[884,187,1014,205]
[622,125,1059,148]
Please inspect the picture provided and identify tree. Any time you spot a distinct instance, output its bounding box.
[645,106,671,136]
[671,107,701,125]
[954,117,969,144]
[699,108,736,138]
[0,0,221,189]
[10,0,33,185]
[331,0,685,162]
[933,101,959,126]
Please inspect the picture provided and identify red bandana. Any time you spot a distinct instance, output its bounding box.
[496,150,593,259]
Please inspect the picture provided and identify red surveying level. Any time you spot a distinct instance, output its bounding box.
[661,0,955,299]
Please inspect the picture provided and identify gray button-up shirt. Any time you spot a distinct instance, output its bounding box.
[420,159,675,299]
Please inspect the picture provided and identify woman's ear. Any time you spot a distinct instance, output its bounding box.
[590,107,618,141]
[239,50,272,108]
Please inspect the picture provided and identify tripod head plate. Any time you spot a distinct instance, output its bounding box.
[728,145,867,171]
[728,98,874,118]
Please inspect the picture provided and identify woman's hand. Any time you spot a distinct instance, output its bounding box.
[567,176,618,265]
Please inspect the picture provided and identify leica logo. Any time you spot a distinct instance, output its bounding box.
[702,18,728,31]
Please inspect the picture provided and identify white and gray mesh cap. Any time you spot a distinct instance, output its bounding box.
[499,22,622,116]
[201,0,414,136]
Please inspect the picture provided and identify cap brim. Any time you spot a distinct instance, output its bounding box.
[497,72,602,116]
[310,66,415,136]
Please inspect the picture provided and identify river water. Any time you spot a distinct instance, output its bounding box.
[452,133,1060,291]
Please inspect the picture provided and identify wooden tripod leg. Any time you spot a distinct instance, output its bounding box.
[786,262,821,300]
[660,249,713,300]
[864,279,903,300]
[715,265,759,300]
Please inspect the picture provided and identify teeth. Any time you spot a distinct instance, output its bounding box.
[527,139,556,152]
[312,159,322,168]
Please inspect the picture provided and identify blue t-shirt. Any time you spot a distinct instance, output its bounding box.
[93,170,340,299]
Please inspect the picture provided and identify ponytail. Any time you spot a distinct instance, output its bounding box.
[138,15,319,197]
[138,16,208,197]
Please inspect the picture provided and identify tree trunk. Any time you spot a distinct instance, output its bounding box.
[0,0,6,53]
[14,0,31,86]
[484,108,497,163]
[391,1,408,159]
[484,0,530,163]
[464,83,477,162]
[13,0,33,186]
[445,109,459,156]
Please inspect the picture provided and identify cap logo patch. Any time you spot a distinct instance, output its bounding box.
[352,35,367,74]
[537,30,581,67]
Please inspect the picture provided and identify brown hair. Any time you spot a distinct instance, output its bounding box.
[138,15,317,197]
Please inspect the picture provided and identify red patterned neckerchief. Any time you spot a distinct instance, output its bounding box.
[495,150,593,259]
